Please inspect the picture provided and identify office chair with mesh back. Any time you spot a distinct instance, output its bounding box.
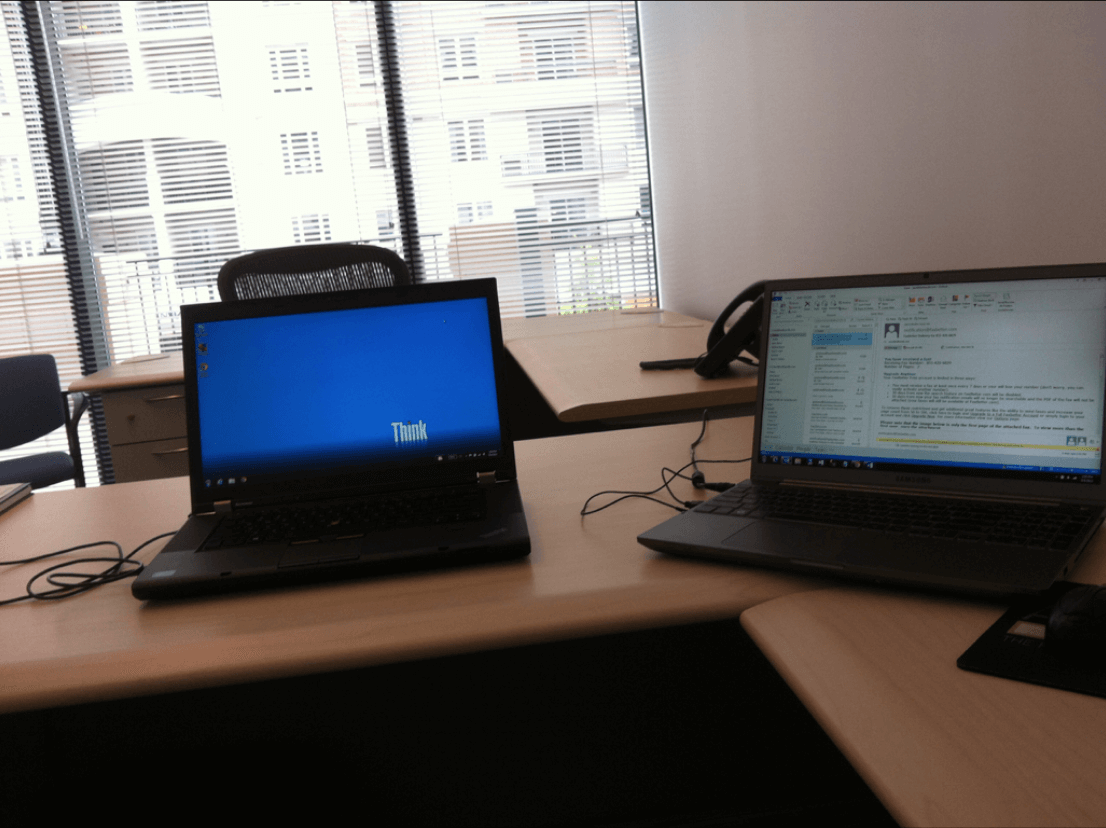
[217,243,412,301]
[0,354,89,489]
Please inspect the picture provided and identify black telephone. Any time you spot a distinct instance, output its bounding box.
[640,281,765,378]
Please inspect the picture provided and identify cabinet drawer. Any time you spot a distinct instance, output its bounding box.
[111,438,189,483]
[103,384,187,445]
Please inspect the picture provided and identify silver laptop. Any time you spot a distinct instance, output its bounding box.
[133,278,529,600]
[639,263,1106,595]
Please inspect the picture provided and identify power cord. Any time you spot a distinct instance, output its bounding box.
[581,410,749,516]
[0,531,175,606]
[689,409,738,492]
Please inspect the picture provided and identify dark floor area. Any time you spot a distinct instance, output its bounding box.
[0,618,895,826]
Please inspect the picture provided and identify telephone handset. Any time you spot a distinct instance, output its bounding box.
[639,281,765,378]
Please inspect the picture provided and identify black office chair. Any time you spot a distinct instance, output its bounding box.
[0,354,89,489]
[217,243,412,301]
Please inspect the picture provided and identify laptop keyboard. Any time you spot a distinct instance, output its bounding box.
[695,484,1099,550]
[201,488,487,551]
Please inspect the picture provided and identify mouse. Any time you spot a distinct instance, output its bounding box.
[1047,584,1106,649]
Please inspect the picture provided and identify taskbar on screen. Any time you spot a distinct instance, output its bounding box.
[759,451,1100,485]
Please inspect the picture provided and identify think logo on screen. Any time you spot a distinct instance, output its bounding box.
[392,420,429,444]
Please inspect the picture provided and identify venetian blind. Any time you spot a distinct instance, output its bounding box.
[32,0,654,371]
[391,0,655,316]
[0,2,99,487]
[37,0,404,365]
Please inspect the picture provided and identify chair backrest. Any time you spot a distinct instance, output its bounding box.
[217,243,412,301]
[0,354,66,451]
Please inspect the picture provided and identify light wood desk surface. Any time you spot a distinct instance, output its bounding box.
[69,352,183,394]
[70,312,672,395]
[70,310,758,424]
[503,309,758,422]
[0,416,816,714]
[742,540,1106,827]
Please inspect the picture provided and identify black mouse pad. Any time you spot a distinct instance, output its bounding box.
[958,581,1106,699]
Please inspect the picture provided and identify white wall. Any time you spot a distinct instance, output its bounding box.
[640,1,1106,320]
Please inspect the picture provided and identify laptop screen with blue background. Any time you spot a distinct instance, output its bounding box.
[193,296,502,487]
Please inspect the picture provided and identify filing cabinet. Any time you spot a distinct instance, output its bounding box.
[69,354,189,484]
[100,383,188,482]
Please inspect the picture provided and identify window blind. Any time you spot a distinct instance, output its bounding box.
[37,0,407,364]
[7,1,655,484]
[39,0,653,347]
[0,2,99,487]
[390,0,655,317]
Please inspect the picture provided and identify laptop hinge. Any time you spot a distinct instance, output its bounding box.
[477,470,497,486]
[213,500,233,513]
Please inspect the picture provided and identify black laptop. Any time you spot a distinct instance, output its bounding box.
[132,278,530,600]
[639,263,1106,596]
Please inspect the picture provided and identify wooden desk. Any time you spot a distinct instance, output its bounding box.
[742,532,1106,827]
[71,310,757,479]
[0,416,816,714]
[69,353,187,483]
[0,417,903,826]
[503,309,758,423]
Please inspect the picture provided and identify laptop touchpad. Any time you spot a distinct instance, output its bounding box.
[279,542,361,569]
[722,522,846,562]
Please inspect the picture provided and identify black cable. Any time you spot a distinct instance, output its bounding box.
[689,409,709,489]
[582,410,747,516]
[580,458,701,515]
[0,531,174,606]
[690,409,737,492]
[580,457,750,516]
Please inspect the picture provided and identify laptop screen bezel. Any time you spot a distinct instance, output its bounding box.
[749,262,1106,504]
[180,278,519,513]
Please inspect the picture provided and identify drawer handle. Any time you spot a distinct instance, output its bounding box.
[151,447,189,457]
[145,393,184,403]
